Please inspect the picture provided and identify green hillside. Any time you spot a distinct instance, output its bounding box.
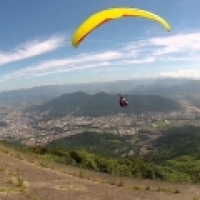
[146,125,200,161]
[41,125,200,183]
[28,92,182,118]
[145,125,200,183]
[46,132,137,157]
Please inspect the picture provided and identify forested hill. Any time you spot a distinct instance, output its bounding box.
[27,91,182,117]
[146,125,200,162]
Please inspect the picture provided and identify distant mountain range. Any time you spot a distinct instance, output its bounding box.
[28,91,182,117]
[129,80,200,97]
[0,78,198,105]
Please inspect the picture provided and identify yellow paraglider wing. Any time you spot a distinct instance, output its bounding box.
[71,7,170,47]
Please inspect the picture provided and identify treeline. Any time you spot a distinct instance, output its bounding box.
[28,146,162,180]
[46,132,137,157]
[24,145,198,183]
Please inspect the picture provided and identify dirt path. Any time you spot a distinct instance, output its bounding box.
[0,150,199,200]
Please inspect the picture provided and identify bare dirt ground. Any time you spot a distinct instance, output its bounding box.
[0,146,199,200]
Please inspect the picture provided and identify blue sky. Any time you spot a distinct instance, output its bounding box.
[0,0,199,91]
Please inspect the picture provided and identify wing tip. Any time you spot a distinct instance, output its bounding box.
[71,40,79,48]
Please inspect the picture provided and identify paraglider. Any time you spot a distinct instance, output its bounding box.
[71,7,170,47]
[119,94,128,107]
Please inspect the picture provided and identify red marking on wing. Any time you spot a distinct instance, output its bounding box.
[122,14,136,17]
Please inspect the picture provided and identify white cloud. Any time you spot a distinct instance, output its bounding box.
[76,51,124,62]
[1,31,200,82]
[160,70,200,78]
[122,56,156,64]
[0,35,66,65]
[0,60,114,82]
[150,33,200,55]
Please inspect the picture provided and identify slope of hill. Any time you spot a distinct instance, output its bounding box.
[46,131,136,157]
[144,125,200,183]
[41,125,200,184]
[1,142,200,199]
[27,91,182,117]
[1,141,200,199]
[1,122,200,199]
[146,125,200,161]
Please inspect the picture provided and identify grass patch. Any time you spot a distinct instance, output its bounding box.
[14,153,24,160]
[78,170,85,178]
[69,184,86,191]
[1,149,9,154]
[156,187,180,194]
[117,179,124,187]
[145,185,151,190]
[39,162,49,168]
[107,180,116,185]
[193,197,200,200]
[55,185,68,190]
[0,187,8,193]
[15,176,29,195]
[133,185,143,190]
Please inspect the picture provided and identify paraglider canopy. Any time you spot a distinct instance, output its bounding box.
[72,7,170,47]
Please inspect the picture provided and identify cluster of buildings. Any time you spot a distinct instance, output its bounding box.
[0,101,200,146]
